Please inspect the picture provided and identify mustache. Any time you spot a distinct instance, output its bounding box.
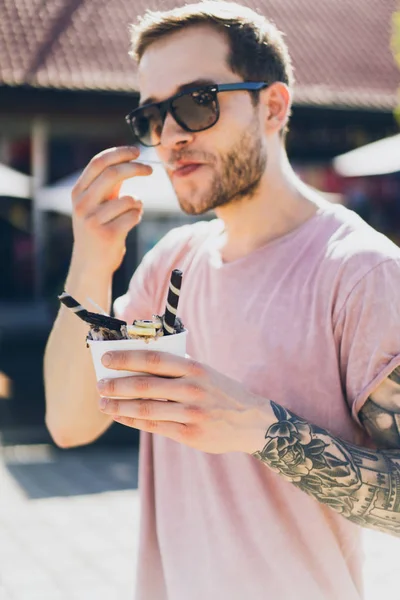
[168,150,215,165]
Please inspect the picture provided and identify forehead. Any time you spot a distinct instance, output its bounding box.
[137,24,236,101]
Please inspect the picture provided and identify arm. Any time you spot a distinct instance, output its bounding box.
[44,146,151,448]
[44,260,114,448]
[252,398,400,536]
[94,351,400,537]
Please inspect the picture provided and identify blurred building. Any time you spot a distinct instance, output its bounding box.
[0,0,399,438]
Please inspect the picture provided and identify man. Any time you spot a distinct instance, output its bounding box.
[44,2,400,599]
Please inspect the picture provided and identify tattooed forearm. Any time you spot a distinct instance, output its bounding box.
[359,366,400,449]
[253,402,400,537]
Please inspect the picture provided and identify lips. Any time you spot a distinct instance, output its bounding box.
[171,162,204,178]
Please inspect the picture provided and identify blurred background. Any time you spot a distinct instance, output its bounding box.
[0,0,399,598]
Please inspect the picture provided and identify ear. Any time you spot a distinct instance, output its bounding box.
[260,82,292,135]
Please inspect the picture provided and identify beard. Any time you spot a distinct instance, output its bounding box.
[171,117,267,215]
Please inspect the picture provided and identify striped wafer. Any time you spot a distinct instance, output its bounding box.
[58,292,89,319]
[58,292,126,332]
[162,270,183,335]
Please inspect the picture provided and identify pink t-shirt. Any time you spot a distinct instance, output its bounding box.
[114,201,400,600]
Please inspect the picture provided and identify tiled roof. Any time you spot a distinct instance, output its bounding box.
[0,0,399,110]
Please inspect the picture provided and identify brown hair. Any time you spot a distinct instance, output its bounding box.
[130,1,294,134]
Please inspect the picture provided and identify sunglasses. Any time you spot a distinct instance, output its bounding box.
[125,81,269,147]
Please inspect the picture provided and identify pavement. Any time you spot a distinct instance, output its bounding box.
[0,443,399,600]
[0,444,140,600]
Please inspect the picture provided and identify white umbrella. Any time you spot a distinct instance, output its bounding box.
[37,171,78,215]
[37,147,180,215]
[333,134,400,177]
[0,163,31,198]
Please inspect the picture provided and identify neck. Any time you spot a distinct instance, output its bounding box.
[214,146,326,263]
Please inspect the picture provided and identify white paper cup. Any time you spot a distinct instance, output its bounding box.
[88,330,188,381]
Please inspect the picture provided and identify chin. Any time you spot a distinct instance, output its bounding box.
[175,189,210,215]
[177,200,210,216]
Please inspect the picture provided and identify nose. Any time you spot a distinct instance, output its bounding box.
[160,111,194,149]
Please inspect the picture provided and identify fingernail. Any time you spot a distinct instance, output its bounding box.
[102,353,112,367]
[99,397,108,409]
[97,379,108,390]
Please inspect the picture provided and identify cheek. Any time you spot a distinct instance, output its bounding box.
[220,94,256,127]
[201,101,255,151]
[193,128,231,166]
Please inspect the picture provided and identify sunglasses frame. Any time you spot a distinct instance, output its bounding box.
[125,81,269,147]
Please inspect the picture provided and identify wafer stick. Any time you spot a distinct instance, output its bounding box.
[162,270,183,335]
[58,292,126,332]
[58,291,90,320]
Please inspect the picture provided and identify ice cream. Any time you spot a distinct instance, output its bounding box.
[58,269,184,343]
[58,270,187,380]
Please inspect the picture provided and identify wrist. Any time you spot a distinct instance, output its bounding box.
[64,255,113,311]
[69,248,116,281]
[240,396,275,455]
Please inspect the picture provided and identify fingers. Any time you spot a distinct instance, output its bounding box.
[86,195,143,226]
[101,350,205,379]
[74,146,140,195]
[97,374,205,404]
[102,208,144,238]
[99,397,190,422]
[74,162,152,217]
[111,415,188,441]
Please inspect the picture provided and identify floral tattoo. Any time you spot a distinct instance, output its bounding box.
[253,402,400,534]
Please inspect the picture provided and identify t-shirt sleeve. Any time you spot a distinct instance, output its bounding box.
[333,258,400,425]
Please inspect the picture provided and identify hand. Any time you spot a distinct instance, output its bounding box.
[71,146,153,274]
[96,350,270,454]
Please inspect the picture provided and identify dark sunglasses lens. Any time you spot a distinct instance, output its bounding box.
[131,105,163,147]
[172,89,218,131]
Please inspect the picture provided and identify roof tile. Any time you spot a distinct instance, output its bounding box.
[0,0,399,109]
